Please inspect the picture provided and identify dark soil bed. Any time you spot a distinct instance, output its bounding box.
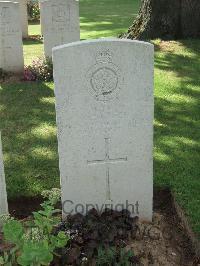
[7,189,200,265]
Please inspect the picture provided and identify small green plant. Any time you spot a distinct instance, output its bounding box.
[96,246,136,266]
[41,188,61,206]
[0,189,69,266]
[96,246,116,265]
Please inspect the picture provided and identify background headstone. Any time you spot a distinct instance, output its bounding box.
[39,0,44,36]
[40,0,80,58]
[19,0,28,38]
[0,1,24,72]
[0,132,8,216]
[1,0,28,38]
[53,39,154,221]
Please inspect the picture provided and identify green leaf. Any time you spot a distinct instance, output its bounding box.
[3,220,24,245]
[17,241,53,266]
[55,231,69,248]
[0,257,5,265]
[126,249,134,258]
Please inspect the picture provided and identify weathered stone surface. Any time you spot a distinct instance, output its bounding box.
[40,0,80,57]
[0,132,8,216]
[1,0,28,38]
[19,0,28,38]
[53,39,154,221]
[0,1,24,72]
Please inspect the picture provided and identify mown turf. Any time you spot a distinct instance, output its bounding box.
[23,38,43,66]
[0,82,58,196]
[153,39,200,236]
[0,0,200,236]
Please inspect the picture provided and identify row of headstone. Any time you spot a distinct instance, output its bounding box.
[0,0,80,214]
[0,1,154,221]
[0,0,80,72]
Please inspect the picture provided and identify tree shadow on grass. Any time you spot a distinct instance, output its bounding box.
[154,40,200,234]
[79,0,140,38]
[0,81,59,199]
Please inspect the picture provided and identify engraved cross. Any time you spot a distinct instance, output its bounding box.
[87,138,127,201]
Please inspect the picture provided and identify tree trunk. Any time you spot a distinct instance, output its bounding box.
[181,0,200,38]
[124,0,200,40]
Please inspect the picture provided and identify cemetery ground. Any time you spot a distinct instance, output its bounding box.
[0,0,200,264]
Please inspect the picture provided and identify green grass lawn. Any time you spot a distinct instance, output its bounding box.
[28,21,41,36]
[153,39,200,236]
[0,0,200,236]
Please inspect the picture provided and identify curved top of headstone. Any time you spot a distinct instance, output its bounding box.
[0,1,19,3]
[52,38,154,53]
[0,1,19,2]
[0,1,18,4]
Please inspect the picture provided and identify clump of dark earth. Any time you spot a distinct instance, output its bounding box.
[8,189,199,265]
[51,201,198,266]
[53,209,139,265]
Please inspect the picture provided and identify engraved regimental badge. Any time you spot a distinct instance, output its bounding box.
[0,7,11,25]
[87,49,122,101]
[52,4,69,30]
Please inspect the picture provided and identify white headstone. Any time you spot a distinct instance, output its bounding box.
[19,0,28,38]
[0,132,8,216]
[39,0,44,36]
[1,0,28,38]
[53,39,154,221]
[0,1,24,73]
[40,0,80,58]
